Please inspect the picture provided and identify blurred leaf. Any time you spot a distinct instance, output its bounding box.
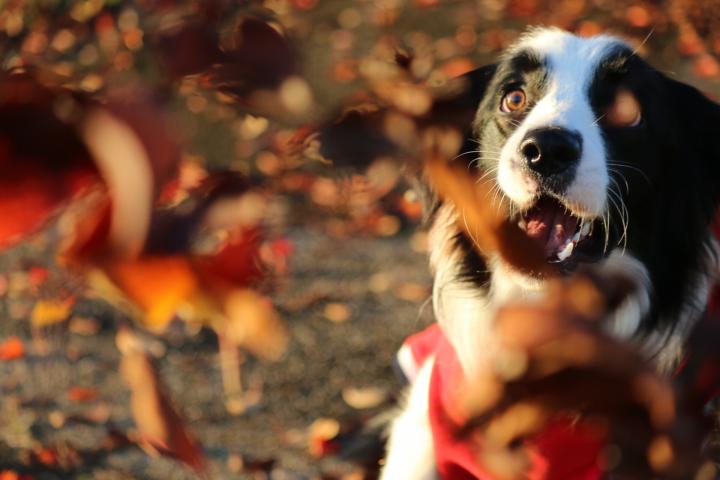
[424,153,553,277]
[221,289,287,361]
[30,297,75,328]
[103,257,199,332]
[145,171,251,255]
[117,329,206,474]
[210,17,298,100]
[194,226,266,287]
[154,19,225,78]
[0,336,25,361]
[0,72,100,249]
[67,386,99,403]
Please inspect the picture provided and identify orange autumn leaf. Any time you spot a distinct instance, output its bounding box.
[222,289,287,361]
[424,154,553,278]
[0,337,24,361]
[118,329,206,474]
[103,257,199,332]
[0,470,32,480]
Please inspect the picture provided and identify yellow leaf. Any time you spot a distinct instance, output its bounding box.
[31,298,75,328]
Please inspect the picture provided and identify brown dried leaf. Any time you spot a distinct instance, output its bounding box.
[424,153,553,277]
[117,329,206,474]
[222,289,287,361]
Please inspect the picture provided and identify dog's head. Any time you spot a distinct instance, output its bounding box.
[446,28,720,329]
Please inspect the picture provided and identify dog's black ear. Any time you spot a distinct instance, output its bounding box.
[665,77,720,179]
[463,63,500,107]
[416,64,497,220]
[422,63,498,167]
[428,64,498,136]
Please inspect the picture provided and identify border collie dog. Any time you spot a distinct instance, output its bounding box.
[382,28,720,479]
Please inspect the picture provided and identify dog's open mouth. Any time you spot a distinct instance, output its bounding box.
[518,196,605,267]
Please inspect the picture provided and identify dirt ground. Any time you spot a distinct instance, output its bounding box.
[0,224,433,479]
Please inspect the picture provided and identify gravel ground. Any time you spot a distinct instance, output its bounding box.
[0,226,433,479]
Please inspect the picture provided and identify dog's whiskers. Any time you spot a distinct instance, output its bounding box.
[607,161,650,185]
[607,184,629,252]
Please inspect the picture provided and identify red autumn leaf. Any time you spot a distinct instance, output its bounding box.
[27,266,49,288]
[0,336,25,361]
[195,226,266,287]
[0,72,100,249]
[33,446,58,467]
[67,386,99,403]
[154,19,225,78]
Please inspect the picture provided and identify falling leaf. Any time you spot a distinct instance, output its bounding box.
[424,153,553,277]
[117,329,206,473]
[209,17,298,103]
[0,73,100,250]
[154,19,225,78]
[194,226,265,287]
[222,289,287,361]
[102,257,199,332]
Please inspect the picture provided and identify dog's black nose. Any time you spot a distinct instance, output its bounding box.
[520,128,582,176]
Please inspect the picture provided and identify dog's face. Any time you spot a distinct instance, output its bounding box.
[455,28,720,328]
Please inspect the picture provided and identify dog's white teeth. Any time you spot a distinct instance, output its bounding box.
[557,241,574,261]
[518,218,527,231]
[572,228,582,243]
[580,221,591,238]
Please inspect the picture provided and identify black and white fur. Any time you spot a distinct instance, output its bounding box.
[382,28,720,479]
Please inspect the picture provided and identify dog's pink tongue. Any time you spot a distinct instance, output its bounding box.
[524,198,578,258]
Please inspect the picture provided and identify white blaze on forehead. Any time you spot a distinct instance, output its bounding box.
[497,28,628,217]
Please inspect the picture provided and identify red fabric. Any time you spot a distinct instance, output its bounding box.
[401,325,605,480]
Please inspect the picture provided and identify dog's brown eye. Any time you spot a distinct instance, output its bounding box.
[603,88,642,127]
[501,89,527,113]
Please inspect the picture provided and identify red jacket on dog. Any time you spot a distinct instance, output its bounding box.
[399,323,605,479]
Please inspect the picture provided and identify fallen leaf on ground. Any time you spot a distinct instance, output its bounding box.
[67,386,99,403]
[30,297,75,328]
[324,302,352,323]
[0,337,24,361]
[342,386,388,409]
[308,418,341,457]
